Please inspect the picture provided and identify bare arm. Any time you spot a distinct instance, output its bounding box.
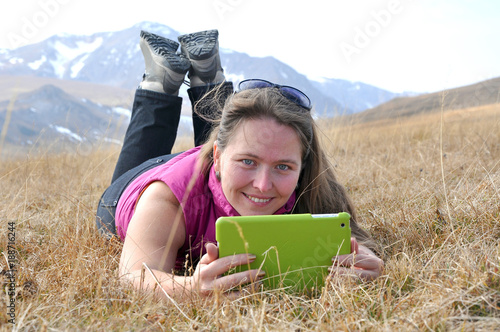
[119,181,192,297]
[119,181,263,299]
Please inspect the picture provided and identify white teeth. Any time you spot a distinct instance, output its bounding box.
[246,194,271,203]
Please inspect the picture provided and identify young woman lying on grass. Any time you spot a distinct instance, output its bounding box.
[96,29,384,298]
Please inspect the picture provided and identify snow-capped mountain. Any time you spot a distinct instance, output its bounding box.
[0,22,164,88]
[0,22,408,148]
[0,84,129,147]
[311,78,408,114]
[0,83,195,149]
[0,21,404,115]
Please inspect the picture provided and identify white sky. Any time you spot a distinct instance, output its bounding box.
[1,0,499,93]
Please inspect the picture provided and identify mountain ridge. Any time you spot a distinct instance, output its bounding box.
[0,83,129,147]
[0,74,134,107]
[0,21,407,116]
[351,76,500,122]
[8,21,480,150]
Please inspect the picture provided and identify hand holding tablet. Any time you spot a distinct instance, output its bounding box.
[216,212,352,292]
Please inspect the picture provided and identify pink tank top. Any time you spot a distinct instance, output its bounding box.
[115,146,297,269]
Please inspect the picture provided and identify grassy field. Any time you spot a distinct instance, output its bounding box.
[0,103,499,330]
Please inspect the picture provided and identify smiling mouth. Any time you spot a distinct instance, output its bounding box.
[244,193,272,204]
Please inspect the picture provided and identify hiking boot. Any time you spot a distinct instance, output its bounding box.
[139,30,190,95]
[178,29,224,86]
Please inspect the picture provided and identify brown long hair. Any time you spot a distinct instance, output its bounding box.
[197,86,378,253]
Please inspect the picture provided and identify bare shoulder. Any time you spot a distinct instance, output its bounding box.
[131,180,185,237]
[139,180,179,205]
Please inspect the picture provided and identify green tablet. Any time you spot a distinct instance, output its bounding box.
[215,212,351,292]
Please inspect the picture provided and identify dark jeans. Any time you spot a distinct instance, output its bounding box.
[96,82,233,237]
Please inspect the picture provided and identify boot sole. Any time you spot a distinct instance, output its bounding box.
[140,37,190,74]
[178,29,219,60]
[140,30,179,53]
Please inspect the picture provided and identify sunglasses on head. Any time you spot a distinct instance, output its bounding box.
[237,79,312,111]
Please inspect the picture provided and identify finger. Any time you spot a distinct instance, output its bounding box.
[328,266,356,277]
[199,243,219,265]
[351,254,384,271]
[213,269,264,291]
[199,269,263,294]
[333,253,364,267]
[333,239,359,265]
[198,253,211,266]
[333,253,354,266]
[351,237,359,254]
[201,253,257,277]
[334,254,383,272]
[206,242,219,261]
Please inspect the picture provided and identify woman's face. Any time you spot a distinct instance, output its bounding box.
[214,118,303,216]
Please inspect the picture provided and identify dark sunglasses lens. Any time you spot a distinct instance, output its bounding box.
[281,87,311,109]
[239,79,272,90]
[238,79,312,110]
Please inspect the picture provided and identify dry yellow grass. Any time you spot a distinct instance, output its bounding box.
[0,103,499,330]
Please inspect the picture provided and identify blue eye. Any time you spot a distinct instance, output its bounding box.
[242,159,254,166]
[277,164,289,171]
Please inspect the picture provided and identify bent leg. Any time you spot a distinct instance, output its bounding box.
[111,89,182,183]
[188,82,233,146]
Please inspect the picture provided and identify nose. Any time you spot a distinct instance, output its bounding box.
[253,167,273,193]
